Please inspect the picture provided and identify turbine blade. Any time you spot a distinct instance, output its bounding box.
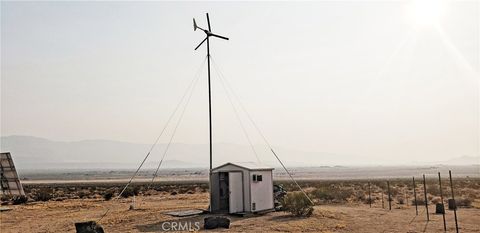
[193,18,197,31]
[206,13,211,31]
[195,37,208,50]
[210,33,229,40]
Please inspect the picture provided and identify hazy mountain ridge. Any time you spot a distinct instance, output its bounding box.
[1,135,478,170]
[1,135,330,169]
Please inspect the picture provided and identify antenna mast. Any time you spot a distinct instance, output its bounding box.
[193,13,229,211]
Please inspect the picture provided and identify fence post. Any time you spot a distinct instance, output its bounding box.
[449,170,459,233]
[413,177,418,215]
[387,181,392,210]
[382,191,384,209]
[368,182,372,208]
[438,172,446,231]
[423,174,429,221]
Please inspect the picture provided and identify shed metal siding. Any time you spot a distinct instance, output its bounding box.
[249,170,274,212]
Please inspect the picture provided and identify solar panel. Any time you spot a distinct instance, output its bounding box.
[0,152,25,196]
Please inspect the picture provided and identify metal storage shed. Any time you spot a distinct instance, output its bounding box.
[210,162,274,214]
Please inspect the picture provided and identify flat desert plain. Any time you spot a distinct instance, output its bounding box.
[2,176,480,233]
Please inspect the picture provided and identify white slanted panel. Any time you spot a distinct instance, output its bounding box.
[0,152,25,196]
[228,171,244,213]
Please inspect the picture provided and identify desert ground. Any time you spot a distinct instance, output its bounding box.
[1,177,479,232]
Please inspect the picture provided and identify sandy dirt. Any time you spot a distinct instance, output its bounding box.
[1,193,479,232]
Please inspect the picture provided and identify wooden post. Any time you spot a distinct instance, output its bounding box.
[438,172,446,231]
[449,170,459,233]
[382,191,384,209]
[368,182,372,208]
[413,177,418,215]
[423,174,429,221]
[387,181,392,210]
[405,192,408,206]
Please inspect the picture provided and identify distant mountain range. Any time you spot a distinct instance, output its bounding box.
[0,135,331,170]
[1,135,478,170]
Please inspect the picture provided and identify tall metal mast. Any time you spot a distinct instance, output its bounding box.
[193,13,229,210]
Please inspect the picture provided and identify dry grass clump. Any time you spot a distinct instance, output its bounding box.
[31,188,54,202]
[412,198,426,205]
[309,187,354,204]
[281,192,314,217]
[456,198,473,208]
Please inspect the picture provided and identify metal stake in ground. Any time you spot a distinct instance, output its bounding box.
[387,181,392,210]
[382,191,384,209]
[413,177,418,215]
[423,174,429,221]
[438,172,446,231]
[368,182,372,208]
[449,170,459,233]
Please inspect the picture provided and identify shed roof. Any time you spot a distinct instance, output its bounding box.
[212,162,274,171]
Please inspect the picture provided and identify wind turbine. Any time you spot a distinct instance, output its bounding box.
[193,13,228,211]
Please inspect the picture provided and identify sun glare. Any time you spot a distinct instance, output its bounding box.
[408,0,447,27]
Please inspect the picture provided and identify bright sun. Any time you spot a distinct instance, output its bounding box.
[408,0,447,27]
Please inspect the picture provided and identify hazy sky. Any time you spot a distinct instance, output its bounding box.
[1,1,479,163]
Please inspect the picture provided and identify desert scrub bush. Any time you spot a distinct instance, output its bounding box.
[78,191,88,199]
[12,195,28,205]
[103,191,114,201]
[396,196,405,205]
[309,188,335,202]
[120,187,140,198]
[431,197,442,204]
[1,195,12,203]
[412,198,426,205]
[354,190,366,202]
[281,192,314,217]
[33,188,53,202]
[426,185,441,196]
[364,197,375,204]
[456,198,473,208]
[310,187,353,203]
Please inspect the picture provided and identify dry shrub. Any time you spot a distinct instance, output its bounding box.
[103,191,114,201]
[431,197,442,204]
[1,195,12,203]
[354,190,366,201]
[456,198,473,208]
[33,188,53,202]
[78,191,88,199]
[364,197,375,204]
[120,187,139,198]
[310,187,353,203]
[412,198,426,205]
[426,185,441,196]
[396,196,405,205]
[12,195,28,205]
[281,192,314,217]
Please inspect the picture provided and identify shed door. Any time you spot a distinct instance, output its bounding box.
[228,172,244,213]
